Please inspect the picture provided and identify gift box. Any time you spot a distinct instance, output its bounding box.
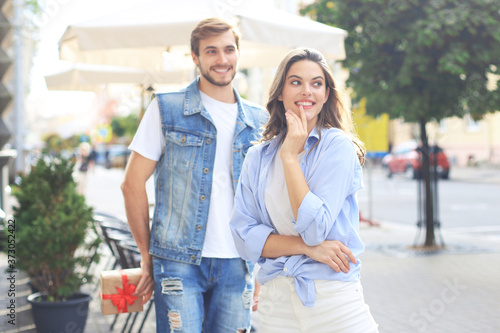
[100,268,144,315]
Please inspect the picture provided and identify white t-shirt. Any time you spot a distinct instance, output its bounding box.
[129,91,240,258]
[265,144,306,236]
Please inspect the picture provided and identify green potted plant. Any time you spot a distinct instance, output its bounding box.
[9,152,101,332]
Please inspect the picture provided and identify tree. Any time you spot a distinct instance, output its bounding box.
[10,153,100,300]
[110,114,139,142]
[302,0,500,247]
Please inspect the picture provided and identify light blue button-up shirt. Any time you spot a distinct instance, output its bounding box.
[230,126,365,307]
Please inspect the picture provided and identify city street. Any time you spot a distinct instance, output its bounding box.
[359,164,500,230]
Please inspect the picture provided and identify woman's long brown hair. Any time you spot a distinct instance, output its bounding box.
[261,48,365,165]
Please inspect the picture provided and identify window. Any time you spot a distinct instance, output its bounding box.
[465,113,480,132]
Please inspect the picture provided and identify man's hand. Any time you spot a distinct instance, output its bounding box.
[134,256,154,305]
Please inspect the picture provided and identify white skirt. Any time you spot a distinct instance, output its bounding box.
[258,277,379,333]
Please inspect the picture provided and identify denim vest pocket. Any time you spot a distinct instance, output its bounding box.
[165,131,203,174]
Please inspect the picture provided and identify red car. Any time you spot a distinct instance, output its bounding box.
[382,141,450,179]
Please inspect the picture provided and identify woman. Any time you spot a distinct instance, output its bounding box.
[230,48,378,332]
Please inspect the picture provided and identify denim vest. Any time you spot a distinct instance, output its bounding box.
[150,78,268,265]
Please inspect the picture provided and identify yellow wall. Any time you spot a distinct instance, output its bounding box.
[353,98,390,156]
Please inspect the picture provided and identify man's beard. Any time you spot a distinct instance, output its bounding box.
[199,65,236,87]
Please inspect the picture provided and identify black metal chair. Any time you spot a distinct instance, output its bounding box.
[94,213,132,270]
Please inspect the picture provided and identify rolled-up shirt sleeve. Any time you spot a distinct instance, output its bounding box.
[293,135,360,246]
[230,148,275,263]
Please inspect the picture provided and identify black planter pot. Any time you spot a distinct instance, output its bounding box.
[27,292,92,333]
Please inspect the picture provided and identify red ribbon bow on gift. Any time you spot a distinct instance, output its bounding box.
[102,270,139,313]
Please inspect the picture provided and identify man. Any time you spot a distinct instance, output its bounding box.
[121,18,267,332]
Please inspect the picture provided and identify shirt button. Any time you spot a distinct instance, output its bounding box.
[206,138,211,144]
[180,135,186,143]
[200,195,206,201]
[283,267,288,272]
[203,168,209,174]
[196,225,202,231]
[190,255,196,261]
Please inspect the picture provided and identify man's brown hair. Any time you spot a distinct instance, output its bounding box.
[190,18,241,56]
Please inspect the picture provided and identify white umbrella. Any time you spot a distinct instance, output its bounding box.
[58,0,347,70]
[44,63,191,91]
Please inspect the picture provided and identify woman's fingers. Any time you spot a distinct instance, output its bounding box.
[282,110,305,157]
[285,109,307,143]
[298,105,307,130]
[286,109,305,131]
[328,260,341,273]
[285,110,300,132]
[340,243,357,265]
[307,240,358,274]
[331,254,350,274]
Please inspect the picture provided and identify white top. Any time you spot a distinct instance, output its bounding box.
[265,143,306,236]
[128,98,163,161]
[129,91,240,258]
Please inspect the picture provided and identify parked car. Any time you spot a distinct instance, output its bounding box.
[108,144,131,169]
[94,144,130,169]
[382,141,450,179]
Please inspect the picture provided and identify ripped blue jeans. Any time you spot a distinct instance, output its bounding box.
[153,257,254,332]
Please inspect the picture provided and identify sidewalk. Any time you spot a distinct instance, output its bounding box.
[359,222,500,333]
[364,162,500,185]
[2,165,499,332]
[448,164,500,184]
